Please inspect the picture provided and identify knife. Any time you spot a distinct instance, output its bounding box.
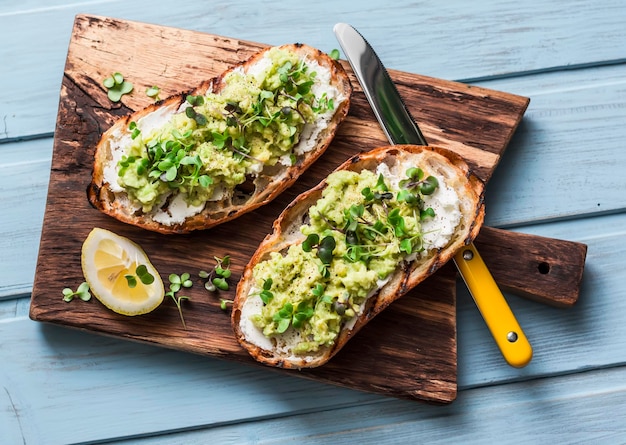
[334,23,532,368]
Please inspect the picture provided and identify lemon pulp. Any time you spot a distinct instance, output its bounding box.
[81,228,165,315]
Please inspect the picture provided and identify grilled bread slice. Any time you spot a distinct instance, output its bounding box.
[232,145,485,368]
[88,44,352,234]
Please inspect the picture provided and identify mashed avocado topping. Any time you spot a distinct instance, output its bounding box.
[115,47,338,213]
[249,165,459,355]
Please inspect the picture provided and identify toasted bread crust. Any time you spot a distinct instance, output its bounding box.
[88,44,352,234]
[232,145,485,368]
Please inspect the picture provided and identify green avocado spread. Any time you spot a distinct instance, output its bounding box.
[115,47,337,212]
[250,166,443,354]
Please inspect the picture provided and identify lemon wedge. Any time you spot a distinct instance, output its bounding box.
[81,227,164,316]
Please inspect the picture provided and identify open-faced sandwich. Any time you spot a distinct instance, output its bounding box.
[232,145,485,368]
[88,44,352,233]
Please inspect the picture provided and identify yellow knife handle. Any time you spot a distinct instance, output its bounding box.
[454,242,533,368]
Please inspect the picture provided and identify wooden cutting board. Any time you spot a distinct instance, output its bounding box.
[30,15,578,404]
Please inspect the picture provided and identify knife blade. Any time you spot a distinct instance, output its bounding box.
[334,22,532,368]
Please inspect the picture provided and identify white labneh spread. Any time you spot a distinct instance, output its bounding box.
[420,177,462,249]
[240,290,280,351]
[152,193,205,225]
[376,160,462,251]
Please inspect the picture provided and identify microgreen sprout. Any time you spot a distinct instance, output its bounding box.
[200,256,232,292]
[185,95,207,126]
[399,167,439,198]
[103,72,134,102]
[361,174,393,205]
[124,264,155,288]
[399,232,425,255]
[62,282,91,302]
[200,256,235,311]
[128,121,141,139]
[312,283,325,298]
[302,234,336,266]
[169,272,193,292]
[220,299,234,310]
[396,168,439,222]
[186,95,204,107]
[420,176,439,195]
[146,86,161,101]
[312,92,334,113]
[329,48,341,60]
[185,105,207,126]
[272,301,315,333]
[259,278,274,304]
[302,233,336,278]
[421,207,436,220]
[118,133,214,194]
[387,208,407,237]
[166,273,193,328]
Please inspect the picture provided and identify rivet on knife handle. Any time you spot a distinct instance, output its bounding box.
[455,244,532,368]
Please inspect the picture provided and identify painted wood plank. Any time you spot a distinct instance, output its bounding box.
[479,63,626,227]
[0,138,51,299]
[2,0,626,141]
[1,211,624,443]
[0,0,103,14]
[457,212,626,387]
[0,318,379,445]
[0,297,30,322]
[127,366,626,445]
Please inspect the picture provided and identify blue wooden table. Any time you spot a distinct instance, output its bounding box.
[2,1,626,443]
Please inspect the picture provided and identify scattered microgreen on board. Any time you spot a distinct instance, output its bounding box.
[102,72,133,102]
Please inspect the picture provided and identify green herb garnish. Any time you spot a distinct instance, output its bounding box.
[103,72,134,102]
[272,301,315,333]
[301,234,336,278]
[200,256,235,311]
[398,167,439,200]
[62,282,91,302]
[166,273,193,328]
[128,121,141,139]
[220,299,234,310]
[200,256,232,291]
[146,85,161,101]
[259,278,274,305]
[124,264,155,288]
